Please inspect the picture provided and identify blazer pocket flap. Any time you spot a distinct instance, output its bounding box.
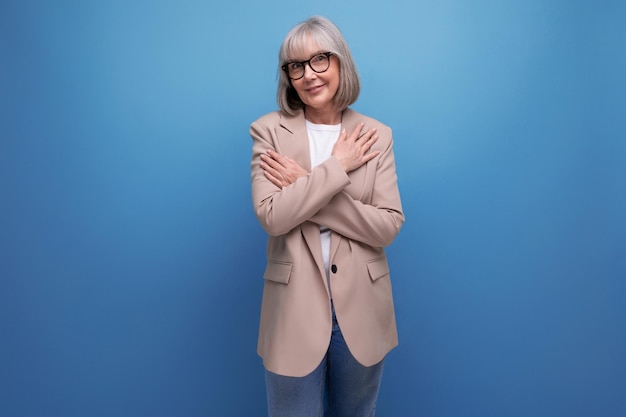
[263,260,292,284]
[367,257,389,282]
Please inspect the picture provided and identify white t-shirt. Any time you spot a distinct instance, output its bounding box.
[306,120,341,277]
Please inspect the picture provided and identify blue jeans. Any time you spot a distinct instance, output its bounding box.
[265,310,385,417]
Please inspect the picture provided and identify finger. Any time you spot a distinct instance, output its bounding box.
[263,170,284,189]
[271,156,295,175]
[348,123,365,141]
[261,160,284,180]
[361,149,381,165]
[261,153,286,171]
[357,128,377,143]
[266,149,289,165]
[361,133,379,150]
[337,128,348,142]
[281,155,299,169]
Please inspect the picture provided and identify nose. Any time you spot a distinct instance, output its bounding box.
[302,63,317,79]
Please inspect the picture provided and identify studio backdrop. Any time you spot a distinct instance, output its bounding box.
[1,0,624,416]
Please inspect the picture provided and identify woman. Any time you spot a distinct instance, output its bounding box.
[250,15,404,417]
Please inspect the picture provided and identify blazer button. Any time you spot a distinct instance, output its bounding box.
[331,264,337,274]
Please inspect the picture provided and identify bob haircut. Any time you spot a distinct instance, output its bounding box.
[277,16,360,116]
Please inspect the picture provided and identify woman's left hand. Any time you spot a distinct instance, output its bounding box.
[260,150,308,189]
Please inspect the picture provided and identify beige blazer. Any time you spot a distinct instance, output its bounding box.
[250,108,405,377]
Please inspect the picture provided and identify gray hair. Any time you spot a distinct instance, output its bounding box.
[277,16,360,116]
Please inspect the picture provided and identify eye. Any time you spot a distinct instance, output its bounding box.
[312,54,326,63]
[290,62,303,70]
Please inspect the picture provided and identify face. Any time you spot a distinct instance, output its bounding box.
[288,37,340,117]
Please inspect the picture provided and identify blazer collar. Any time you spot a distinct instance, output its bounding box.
[279,109,305,135]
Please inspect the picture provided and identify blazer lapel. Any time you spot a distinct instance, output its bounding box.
[278,111,328,291]
[302,223,330,294]
[329,108,371,262]
[329,231,341,267]
[277,110,311,171]
[340,108,366,140]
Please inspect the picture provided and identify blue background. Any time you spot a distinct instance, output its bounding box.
[1,1,625,416]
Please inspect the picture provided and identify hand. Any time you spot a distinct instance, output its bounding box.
[260,149,309,189]
[332,123,380,172]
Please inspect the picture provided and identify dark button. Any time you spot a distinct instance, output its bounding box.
[331,264,337,274]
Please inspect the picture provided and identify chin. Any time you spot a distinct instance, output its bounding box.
[307,98,332,109]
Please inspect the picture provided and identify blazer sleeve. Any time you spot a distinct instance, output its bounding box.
[250,116,351,236]
[309,134,405,247]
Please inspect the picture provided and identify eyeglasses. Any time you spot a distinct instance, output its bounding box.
[281,52,333,80]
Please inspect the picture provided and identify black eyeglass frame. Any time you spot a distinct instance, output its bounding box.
[281,52,333,80]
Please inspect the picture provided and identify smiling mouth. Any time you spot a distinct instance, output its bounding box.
[306,84,325,93]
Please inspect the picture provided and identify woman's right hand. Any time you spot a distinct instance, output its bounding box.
[332,123,380,172]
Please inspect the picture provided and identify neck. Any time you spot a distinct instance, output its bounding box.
[304,107,342,125]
